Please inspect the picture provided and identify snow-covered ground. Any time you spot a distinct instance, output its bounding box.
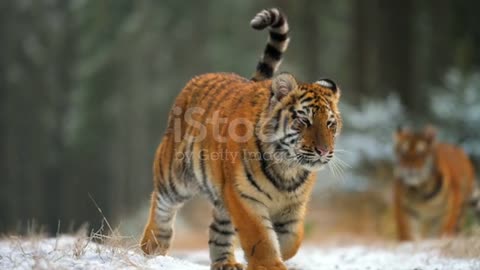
[1,235,479,270]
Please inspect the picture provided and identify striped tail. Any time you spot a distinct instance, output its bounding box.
[250,8,290,82]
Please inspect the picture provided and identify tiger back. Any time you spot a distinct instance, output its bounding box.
[393,125,475,240]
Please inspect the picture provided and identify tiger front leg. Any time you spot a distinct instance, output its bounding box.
[224,183,286,270]
[393,180,412,241]
[441,182,462,237]
[273,205,306,261]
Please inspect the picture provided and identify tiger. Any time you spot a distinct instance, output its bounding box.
[140,8,342,270]
[393,125,476,241]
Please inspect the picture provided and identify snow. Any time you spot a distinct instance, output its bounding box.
[1,236,479,270]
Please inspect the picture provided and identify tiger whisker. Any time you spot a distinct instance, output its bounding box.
[329,157,346,182]
[332,155,352,168]
[328,162,338,178]
[333,149,353,154]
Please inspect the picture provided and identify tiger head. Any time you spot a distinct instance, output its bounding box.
[259,73,342,171]
[393,125,437,185]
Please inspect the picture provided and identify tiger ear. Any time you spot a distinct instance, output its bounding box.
[393,125,409,144]
[271,73,297,101]
[316,78,341,100]
[423,124,437,143]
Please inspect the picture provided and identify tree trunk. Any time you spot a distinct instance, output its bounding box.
[427,0,453,83]
[300,0,322,82]
[378,0,422,119]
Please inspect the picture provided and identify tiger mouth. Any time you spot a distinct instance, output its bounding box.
[296,155,330,166]
[295,149,333,164]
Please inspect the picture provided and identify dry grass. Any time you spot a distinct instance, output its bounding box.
[439,233,480,259]
[0,225,147,269]
[0,197,150,269]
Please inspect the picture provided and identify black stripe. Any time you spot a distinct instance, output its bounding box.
[168,148,190,202]
[298,91,311,101]
[200,150,217,203]
[275,229,291,234]
[158,160,165,181]
[157,184,175,204]
[168,177,190,202]
[276,141,289,150]
[273,109,282,132]
[157,194,170,213]
[182,140,196,182]
[300,97,314,104]
[239,192,267,208]
[269,31,288,42]
[214,251,232,262]
[214,256,228,263]
[155,231,172,239]
[255,137,310,192]
[256,138,284,191]
[264,44,282,61]
[208,240,232,247]
[156,201,171,213]
[210,223,235,236]
[289,106,298,119]
[242,155,272,200]
[256,62,274,78]
[214,216,231,226]
[271,15,285,28]
[264,10,277,26]
[283,132,298,140]
[250,240,262,256]
[423,173,443,200]
[282,111,289,134]
[157,215,174,223]
[274,219,299,228]
[296,109,307,116]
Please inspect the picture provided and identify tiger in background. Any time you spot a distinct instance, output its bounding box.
[140,8,343,270]
[393,125,477,241]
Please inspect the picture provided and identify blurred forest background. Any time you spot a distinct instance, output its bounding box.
[1,0,480,245]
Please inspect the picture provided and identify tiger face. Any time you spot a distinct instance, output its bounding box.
[393,126,436,185]
[259,73,342,171]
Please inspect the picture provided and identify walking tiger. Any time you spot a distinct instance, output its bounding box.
[140,8,342,270]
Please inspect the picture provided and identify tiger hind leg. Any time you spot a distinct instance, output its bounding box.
[140,180,191,255]
[209,206,244,270]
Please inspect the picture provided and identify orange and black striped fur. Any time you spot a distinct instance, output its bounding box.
[393,125,476,241]
[140,8,342,270]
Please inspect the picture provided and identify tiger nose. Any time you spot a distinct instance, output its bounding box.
[315,145,329,156]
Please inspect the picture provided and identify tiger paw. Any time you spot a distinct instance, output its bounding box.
[247,261,287,270]
[140,235,169,256]
[211,262,245,270]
